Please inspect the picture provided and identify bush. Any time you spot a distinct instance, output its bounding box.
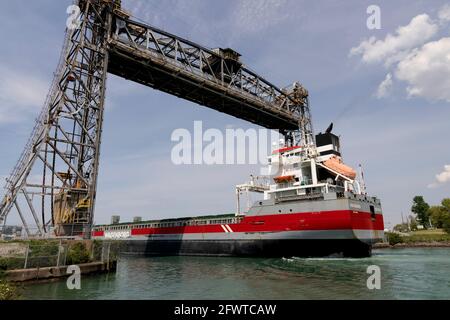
[0,281,18,300]
[0,258,7,271]
[66,242,91,265]
[387,232,404,246]
[0,257,24,271]
[26,241,59,268]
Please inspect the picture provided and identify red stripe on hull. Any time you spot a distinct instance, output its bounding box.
[93,210,384,237]
[93,231,105,237]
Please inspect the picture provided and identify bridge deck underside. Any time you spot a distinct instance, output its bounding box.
[107,41,299,130]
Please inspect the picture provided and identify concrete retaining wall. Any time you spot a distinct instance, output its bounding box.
[4,261,117,283]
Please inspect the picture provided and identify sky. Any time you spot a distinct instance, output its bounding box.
[0,0,449,229]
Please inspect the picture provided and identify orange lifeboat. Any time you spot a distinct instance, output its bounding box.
[323,156,357,180]
[274,175,295,183]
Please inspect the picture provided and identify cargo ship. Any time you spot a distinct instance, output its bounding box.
[92,125,384,257]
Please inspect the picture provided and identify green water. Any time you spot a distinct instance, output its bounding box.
[21,248,450,300]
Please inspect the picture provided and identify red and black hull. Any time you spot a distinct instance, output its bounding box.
[93,209,384,258]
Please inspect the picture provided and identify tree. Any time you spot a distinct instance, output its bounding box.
[443,216,450,234]
[411,196,430,228]
[393,223,408,233]
[442,198,450,211]
[440,199,450,234]
[428,206,447,228]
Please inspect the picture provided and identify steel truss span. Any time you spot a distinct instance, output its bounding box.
[0,0,315,237]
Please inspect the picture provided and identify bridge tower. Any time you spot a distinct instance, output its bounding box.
[0,0,117,237]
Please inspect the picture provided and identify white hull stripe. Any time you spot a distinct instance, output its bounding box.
[225,225,233,233]
[221,225,229,233]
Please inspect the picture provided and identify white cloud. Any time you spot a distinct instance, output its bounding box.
[395,37,450,102]
[350,14,438,65]
[438,4,450,22]
[350,8,450,103]
[0,66,48,124]
[375,73,393,98]
[428,165,450,188]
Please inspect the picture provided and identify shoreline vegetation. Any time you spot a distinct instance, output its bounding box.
[376,229,450,249]
[377,196,450,249]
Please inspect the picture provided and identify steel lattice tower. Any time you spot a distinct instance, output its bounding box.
[0,0,112,237]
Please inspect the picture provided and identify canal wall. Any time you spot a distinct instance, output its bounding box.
[1,240,120,284]
[4,260,117,283]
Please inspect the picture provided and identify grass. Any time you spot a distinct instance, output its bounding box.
[402,229,450,243]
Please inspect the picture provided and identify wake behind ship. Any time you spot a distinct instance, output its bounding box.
[92,125,384,258]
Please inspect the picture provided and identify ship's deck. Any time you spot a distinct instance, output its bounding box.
[95,213,239,229]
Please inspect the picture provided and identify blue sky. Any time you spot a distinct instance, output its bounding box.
[0,0,449,229]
